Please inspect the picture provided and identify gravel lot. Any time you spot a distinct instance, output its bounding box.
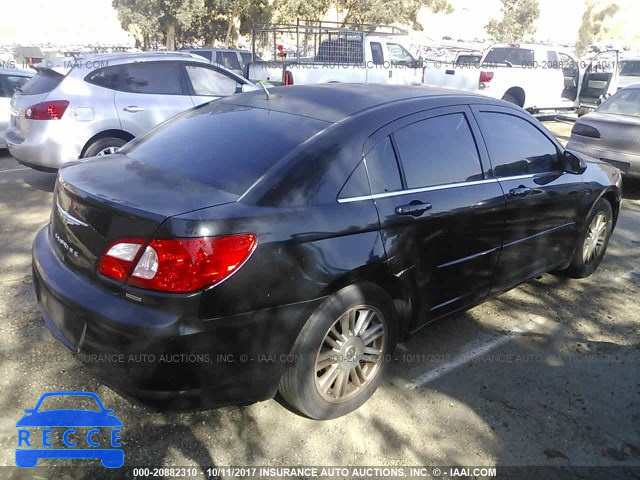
[0,120,638,479]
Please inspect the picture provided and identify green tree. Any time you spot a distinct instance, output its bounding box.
[485,0,540,43]
[113,0,203,50]
[575,0,620,57]
[113,0,162,49]
[338,0,452,30]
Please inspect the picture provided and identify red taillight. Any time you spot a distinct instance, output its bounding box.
[25,100,69,120]
[479,71,494,84]
[283,70,294,86]
[98,234,257,293]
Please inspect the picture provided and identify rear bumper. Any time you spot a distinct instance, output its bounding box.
[567,139,640,179]
[32,225,323,410]
[6,126,82,171]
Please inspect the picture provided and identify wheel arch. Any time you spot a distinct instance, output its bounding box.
[320,265,414,339]
[503,87,526,107]
[80,130,135,158]
[600,188,621,227]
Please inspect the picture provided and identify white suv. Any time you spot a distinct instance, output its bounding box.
[7,51,256,171]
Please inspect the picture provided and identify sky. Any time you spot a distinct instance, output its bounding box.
[0,0,638,48]
[418,0,640,46]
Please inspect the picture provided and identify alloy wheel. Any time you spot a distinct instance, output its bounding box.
[314,305,386,403]
[96,146,120,156]
[583,212,608,264]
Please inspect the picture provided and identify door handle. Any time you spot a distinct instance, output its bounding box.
[395,201,432,217]
[123,106,144,113]
[509,186,532,197]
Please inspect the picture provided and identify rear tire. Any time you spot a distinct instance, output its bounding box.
[279,283,397,420]
[565,198,613,278]
[82,137,128,158]
[502,93,520,106]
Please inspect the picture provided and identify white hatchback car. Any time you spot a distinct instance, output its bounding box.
[0,67,33,148]
[6,52,257,170]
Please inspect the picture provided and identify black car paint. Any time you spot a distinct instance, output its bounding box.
[32,84,622,410]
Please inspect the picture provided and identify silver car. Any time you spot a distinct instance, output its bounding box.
[567,83,640,179]
[6,52,257,170]
[0,67,33,148]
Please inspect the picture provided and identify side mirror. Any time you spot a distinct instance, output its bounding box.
[563,151,587,175]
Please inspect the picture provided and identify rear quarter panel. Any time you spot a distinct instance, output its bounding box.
[158,200,385,319]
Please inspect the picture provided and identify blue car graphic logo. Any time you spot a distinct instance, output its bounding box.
[16,391,123,468]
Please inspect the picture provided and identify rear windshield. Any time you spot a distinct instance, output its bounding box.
[121,103,328,195]
[484,48,534,67]
[19,69,64,95]
[597,88,640,117]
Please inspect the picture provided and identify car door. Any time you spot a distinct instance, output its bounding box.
[364,41,389,84]
[183,63,246,106]
[578,50,620,109]
[559,52,580,102]
[360,106,506,325]
[114,61,194,137]
[471,105,588,294]
[386,42,421,85]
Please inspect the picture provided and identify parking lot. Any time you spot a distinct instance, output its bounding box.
[0,120,639,478]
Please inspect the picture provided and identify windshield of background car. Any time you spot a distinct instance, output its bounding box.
[620,61,640,76]
[120,103,328,195]
[483,48,534,66]
[597,88,640,117]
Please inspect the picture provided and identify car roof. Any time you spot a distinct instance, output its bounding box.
[68,51,210,66]
[218,83,488,123]
[184,48,250,53]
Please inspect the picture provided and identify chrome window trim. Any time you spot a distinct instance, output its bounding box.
[338,178,499,204]
[336,174,541,204]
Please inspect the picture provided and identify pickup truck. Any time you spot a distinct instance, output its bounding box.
[423,43,621,113]
[246,23,423,86]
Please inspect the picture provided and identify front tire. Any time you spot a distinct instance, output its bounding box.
[566,198,613,278]
[279,283,397,420]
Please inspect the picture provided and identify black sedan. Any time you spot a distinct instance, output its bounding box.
[33,84,622,420]
[567,83,640,179]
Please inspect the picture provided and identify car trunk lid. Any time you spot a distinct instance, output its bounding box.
[51,154,238,280]
[581,112,640,155]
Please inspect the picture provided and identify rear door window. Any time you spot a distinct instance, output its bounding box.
[365,137,402,194]
[370,42,384,65]
[85,65,122,90]
[19,69,64,95]
[117,62,185,95]
[475,111,561,176]
[339,162,370,199]
[393,113,484,188]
